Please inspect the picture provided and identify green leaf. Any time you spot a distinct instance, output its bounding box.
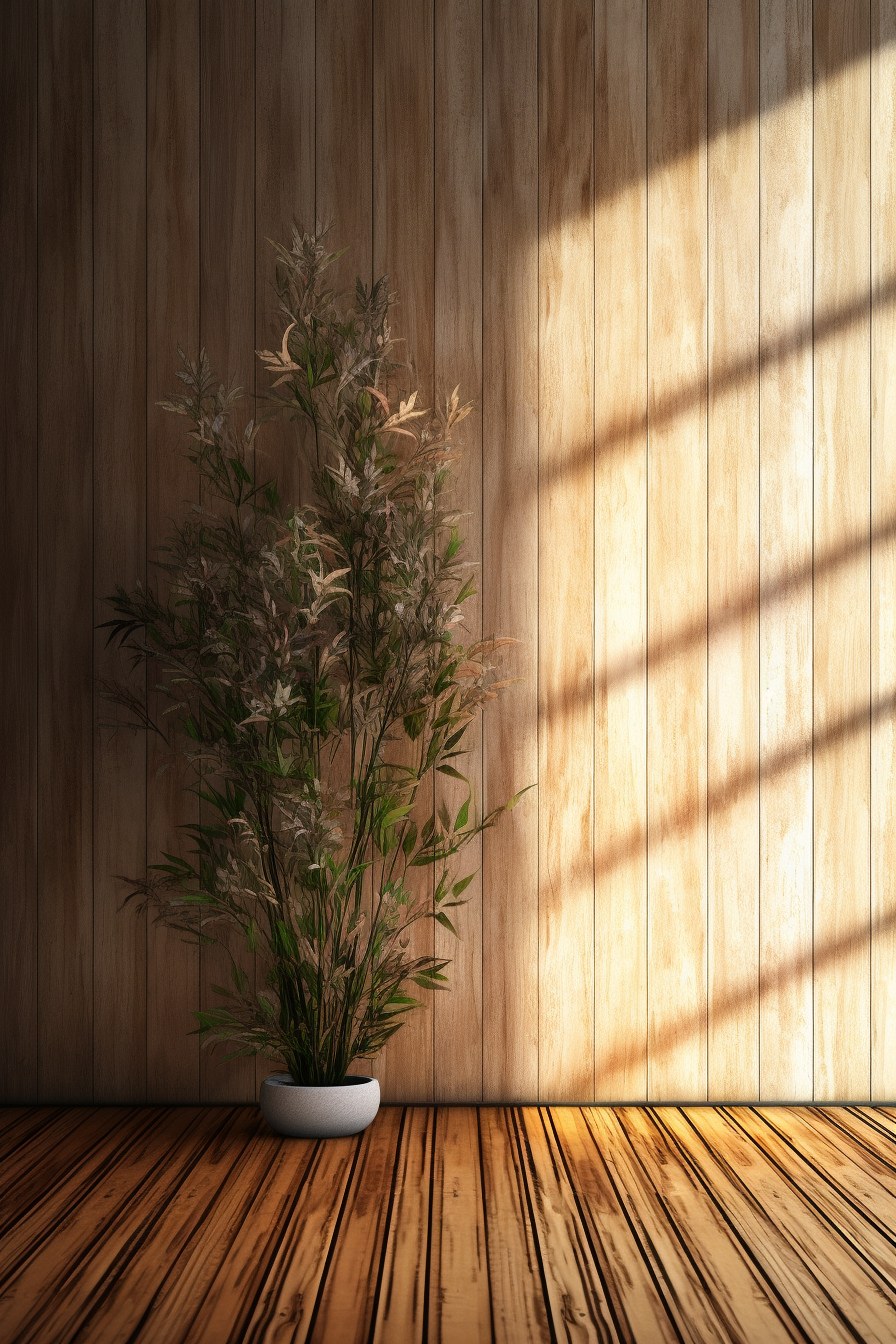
[409,850,441,867]
[436,764,467,782]
[454,796,470,831]
[452,872,475,898]
[402,820,418,856]
[455,576,476,605]
[403,709,425,741]
[507,783,536,810]
[434,910,458,935]
[382,803,413,829]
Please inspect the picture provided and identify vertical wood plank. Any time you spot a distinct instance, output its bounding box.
[0,0,38,1103]
[758,0,814,1102]
[37,0,94,1103]
[871,0,896,1102]
[256,0,315,516]
[200,0,257,1103]
[593,0,648,1102]
[315,0,374,1088]
[255,0,315,1099]
[93,0,147,1104]
[372,0,435,1103]
[813,0,871,1102]
[481,0,539,1104]
[706,0,760,1100]
[316,0,371,294]
[646,0,708,1102]
[433,0,484,1103]
[538,0,595,1104]
[146,0,201,1103]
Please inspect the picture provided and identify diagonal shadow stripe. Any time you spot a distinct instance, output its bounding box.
[590,517,896,701]
[536,274,896,487]
[595,902,896,1087]
[578,690,896,887]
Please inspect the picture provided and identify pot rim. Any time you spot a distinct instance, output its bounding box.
[262,1071,377,1090]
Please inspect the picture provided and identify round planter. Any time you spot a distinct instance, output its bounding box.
[259,1072,380,1138]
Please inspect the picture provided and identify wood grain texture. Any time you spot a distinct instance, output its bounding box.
[36,0,94,1103]
[256,0,315,516]
[433,0,484,1103]
[10,1111,240,1343]
[241,1134,358,1341]
[427,1107,491,1342]
[199,0,257,1104]
[92,0,148,1105]
[170,1125,319,1343]
[812,0,872,1102]
[477,1107,551,1342]
[706,0,760,1102]
[646,0,708,1102]
[4,1102,896,1341]
[550,1106,680,1341]
[371,0,436,1103]
[372,1106,434,1343]
[481,0,539,1104]
[516,1108,616,1337]
[145,0,201,1104]
[871,0,896,1103]
[316,0,371,295]
[0,0,38,1103]
[254,0,316,1102]
[615,1107,800,1343]
[593,0,648,1103]
[6,0,896,1108]
[758,0,814,1102]
[656,1106,870,1343]
[538,0,595,1104]
[309,1107,403,1344]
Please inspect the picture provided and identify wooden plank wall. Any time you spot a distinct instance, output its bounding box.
[1,0,894,1105]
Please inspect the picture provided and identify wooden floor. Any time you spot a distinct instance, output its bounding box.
[2,1105,896,1343]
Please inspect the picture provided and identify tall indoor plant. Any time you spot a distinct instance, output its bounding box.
[105,232,523,1135]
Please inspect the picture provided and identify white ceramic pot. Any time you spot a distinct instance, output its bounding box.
[259,1072,380,1138]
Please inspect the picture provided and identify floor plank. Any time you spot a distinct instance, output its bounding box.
[309,1106,404,1344]
[426,1107,491,1343]
[516,1108,616,1340]
[478,1107,551,1344]
[372,1106,434,1344]
[2,1105,896,1343]
[684,1108,896,1342]
[0,1108,221,1340]
[654,1108,859,1343]
[585,1107,759,1344]
[0,1107,175,1281]
[0,1108,121,1232]
[549,1107,680,1343]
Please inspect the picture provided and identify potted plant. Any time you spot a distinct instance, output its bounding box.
[104,231,524,1137]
